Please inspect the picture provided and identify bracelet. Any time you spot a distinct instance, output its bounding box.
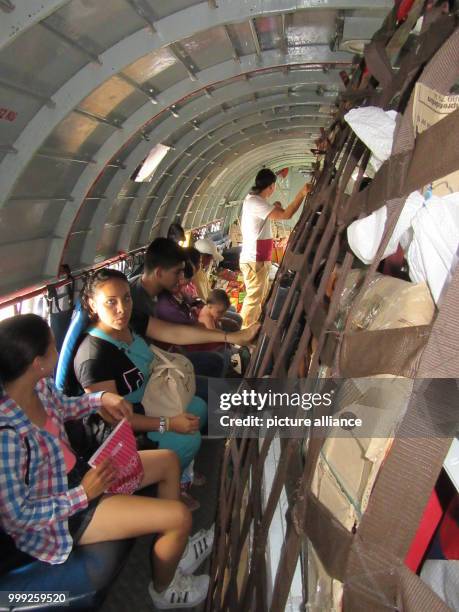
[224,332,228,344]
[166,417,170,432]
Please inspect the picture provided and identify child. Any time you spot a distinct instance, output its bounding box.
[197,289,231,330]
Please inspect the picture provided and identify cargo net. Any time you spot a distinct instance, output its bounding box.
[207,4,459,612]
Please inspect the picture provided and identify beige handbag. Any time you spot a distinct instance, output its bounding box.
[141,345,196,418]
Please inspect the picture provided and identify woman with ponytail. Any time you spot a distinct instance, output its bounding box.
[0,314,211,609]
[239,168,312,327]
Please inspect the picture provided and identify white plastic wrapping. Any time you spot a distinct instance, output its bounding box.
[346,191,424,265]
[406,192,459,304]
[344,106,398,172]
[347,191,459,305]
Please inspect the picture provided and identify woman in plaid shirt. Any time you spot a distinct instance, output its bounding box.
[0,314,211,609]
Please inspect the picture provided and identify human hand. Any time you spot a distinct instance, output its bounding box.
[170,414,200,434]
[230,322,261,346]
[81,458,117,500]
[299,183,312,198]
[99,393,133,424]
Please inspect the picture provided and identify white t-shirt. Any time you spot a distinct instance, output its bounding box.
[240,193,273,263]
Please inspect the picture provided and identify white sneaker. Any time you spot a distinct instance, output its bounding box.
[178,524,215,575]
[148,570,209,609]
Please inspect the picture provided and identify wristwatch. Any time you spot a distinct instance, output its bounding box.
[159,416,167,434]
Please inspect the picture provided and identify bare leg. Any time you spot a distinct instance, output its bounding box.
[77,450,191,590]
[137,448,181,500]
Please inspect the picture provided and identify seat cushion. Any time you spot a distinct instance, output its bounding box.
[0,539,134,611]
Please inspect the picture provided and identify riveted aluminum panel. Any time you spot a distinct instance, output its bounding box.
[142,196,158,216]
[256,15,282,52]
[106,199,132,226]
[10,157,83,199]
[0,24,88,95]
[287,10,337,47]
[0,238,50,294]
[115,134,144,163]
[167,121,195,144]
[119,180,142,200]
[43,113,116,157]
[226,22,257,57]
[0,87,43,147]
[129,220,145,249]
[149,0,201,20]
[89,166,119,198]
[0,199,65,243]
[70,198,101,233]
[180,27,234,71]
[78,76,144,122]
[96,225,123,260]
[148,63,189,94]
[193,102,218,124]
[63,232,89,269]
[123,47,178,85]
[131,49,188,94]
[48,0,146,54]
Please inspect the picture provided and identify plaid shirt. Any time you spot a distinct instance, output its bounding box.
[0,378,103,564]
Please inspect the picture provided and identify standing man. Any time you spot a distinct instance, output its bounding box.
[239,168,311,328]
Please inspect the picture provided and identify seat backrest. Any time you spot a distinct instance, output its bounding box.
[55,300,90,395]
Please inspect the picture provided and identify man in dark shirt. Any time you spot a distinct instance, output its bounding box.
[129,238,225,399]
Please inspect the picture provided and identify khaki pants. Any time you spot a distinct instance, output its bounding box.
[240,261,271,328]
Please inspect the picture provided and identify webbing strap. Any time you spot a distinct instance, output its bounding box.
[340,105,459,225]
[396,564,453,612]
[339,325,432,378]
[364,40,393,89]
[295,491,353,583]
[343,270,459,609]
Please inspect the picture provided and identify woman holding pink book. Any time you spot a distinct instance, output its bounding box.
[0,314,212,609]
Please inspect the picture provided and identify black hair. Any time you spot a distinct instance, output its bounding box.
[144,238,186,274]
[81,267,129,319]
[207,289,230,310]
[184,247,201,269]
[0,314,51,384]
[250,168,277,195]
[167,222,186,243]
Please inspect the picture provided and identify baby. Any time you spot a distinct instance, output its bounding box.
[198,289,231,330]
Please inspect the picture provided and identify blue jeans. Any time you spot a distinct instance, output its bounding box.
[146,395,208,471]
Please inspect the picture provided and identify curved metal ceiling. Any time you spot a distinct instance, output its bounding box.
[0,0,391,295]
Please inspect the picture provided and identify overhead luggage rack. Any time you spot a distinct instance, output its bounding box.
[209,4,459,611]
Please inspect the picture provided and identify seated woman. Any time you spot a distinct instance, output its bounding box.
[178,247,201,305]
[0,314,212,609]
[74,269,208,510]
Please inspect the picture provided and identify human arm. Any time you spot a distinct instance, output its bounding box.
[268,183,312,220]
[144,317,260,346]
[0,429,89,527]
[84,380,199,434]
[44,378,132,424]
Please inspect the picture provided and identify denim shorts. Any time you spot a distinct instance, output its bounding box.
[67,457,100,543]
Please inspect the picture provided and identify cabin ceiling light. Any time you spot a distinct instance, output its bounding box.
[134,143,170,182]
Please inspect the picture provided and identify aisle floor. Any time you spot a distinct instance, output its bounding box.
[99,438,224,612]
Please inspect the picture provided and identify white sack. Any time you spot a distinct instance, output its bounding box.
[344,107,398,171]
[406,193,459,304]
[347,191,424,265]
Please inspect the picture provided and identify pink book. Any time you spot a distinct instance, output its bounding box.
[88,418,144,495]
